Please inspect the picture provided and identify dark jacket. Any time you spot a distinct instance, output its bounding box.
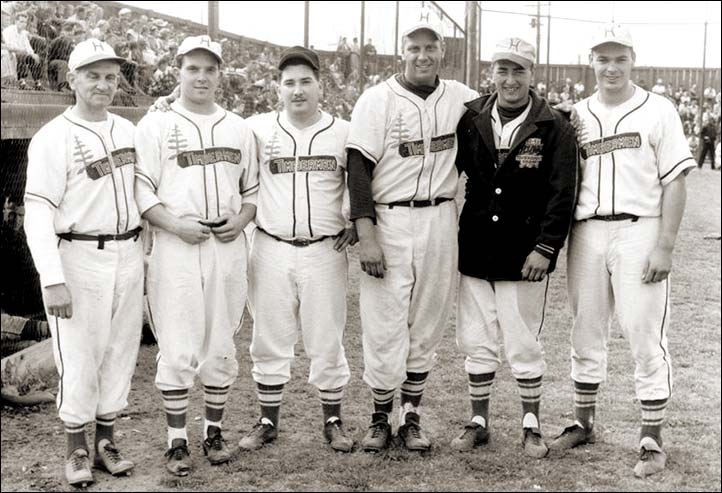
[456,90,578,281]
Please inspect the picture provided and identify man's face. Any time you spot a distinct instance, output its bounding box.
[15,15,28,31]
[590,43,635,93]
[68,61,120,113]
[279,63,320,119]
[179,50,221,106]
[492,59,533,108]
[403,29,444,86]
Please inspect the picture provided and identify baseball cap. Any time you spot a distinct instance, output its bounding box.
[176,35,224,64]
[402,22,443,41]
[590,24,634,50]
[278,46,320,71]
[68,38,125,72]
[491,37,535,70]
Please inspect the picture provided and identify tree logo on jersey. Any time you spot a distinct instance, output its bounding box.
[516,137,543,169]
[167,124,189,161]
[84,148,136,180]
[72,135,94,175]
[580,132,641,160]
[264,130,282,163]
[390,113,423,157]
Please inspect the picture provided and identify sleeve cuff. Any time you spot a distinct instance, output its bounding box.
[534,243,556,260]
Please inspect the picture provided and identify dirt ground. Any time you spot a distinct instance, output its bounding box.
[1,169,720,492]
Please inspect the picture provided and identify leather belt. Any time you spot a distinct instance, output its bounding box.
[380,197,454,209]
[57,227,142,250]
[587,213,639,222]
[258,227,333,247]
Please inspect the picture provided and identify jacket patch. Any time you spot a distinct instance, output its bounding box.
[176,147,242,168]
[516,137,543,169]
[83,147,136,180]
[580,132,641,159]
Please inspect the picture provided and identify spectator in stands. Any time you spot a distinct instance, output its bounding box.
[363,38,377,75]
[2,12,42,89]
[1,4,17,83]
[91,19,109,41]
[652,78,666,95]
[46,21,76,91]
[574,80,585,99]
[35,6,57,41]
[66,5,88,30]
[336,36,350,79]
[349,36,360,78]
[698,118,718,170]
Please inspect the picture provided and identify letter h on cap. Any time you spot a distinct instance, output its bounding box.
[92,40,105,52]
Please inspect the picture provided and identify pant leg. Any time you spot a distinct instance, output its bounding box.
[248,232,300,386]
[298,240,350,390]
[609,218,673,401]
[567,220,615,384]
[456,275,502,375]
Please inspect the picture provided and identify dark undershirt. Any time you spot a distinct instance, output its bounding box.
[347,74,441,222]
[497,103,527,126]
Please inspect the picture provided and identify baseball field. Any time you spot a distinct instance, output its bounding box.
[1,168,719,492]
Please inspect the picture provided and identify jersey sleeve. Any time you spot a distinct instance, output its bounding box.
[653,98,696,186]
[133,114,164,214]
[346,87,387,164]
[240,123,260,207]
[24,124,68,287]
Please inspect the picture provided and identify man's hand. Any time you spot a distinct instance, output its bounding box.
[642,245,673,283]
[355,218,386,278]
[172,218,212,244]
[43,284,72,319]
[149,85,180,112]
[569,106,588,146]
[521,251,551,282]
[205,214,247,243]
[333,225,358,252]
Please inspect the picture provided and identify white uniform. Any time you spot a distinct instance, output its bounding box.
[24,108,143,425]
[568,86,695,400]
[347,76,478,389]
[135,102,259,391]
[245,110,350,390]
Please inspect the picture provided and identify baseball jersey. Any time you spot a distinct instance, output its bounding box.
[574,85,695,220]
[24,108,140,287]
[134,101,259,220]
[247,110,349,240]
[347,76,479,203]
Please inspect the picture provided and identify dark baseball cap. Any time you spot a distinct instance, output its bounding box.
[279,46,320,71]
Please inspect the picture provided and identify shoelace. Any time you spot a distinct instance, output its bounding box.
[406,423,422,439]
[639,447,656,462]
[71,453,88,471]
[208,434,225,451]
[166,444,189,459]
[370,422,387,438]
[102,444,122,464]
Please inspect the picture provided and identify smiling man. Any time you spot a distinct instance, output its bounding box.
[346,22,479,452]
[551,25,695,479]
[24,39,141,488]
[134,35,259,476]
[451,37,577,458]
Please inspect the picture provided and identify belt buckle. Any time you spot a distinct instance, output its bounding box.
[408,201,416,208]
[293,238,311,247]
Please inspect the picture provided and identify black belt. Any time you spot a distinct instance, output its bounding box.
[57,227,142,249]
[380,197,454,209]
[258,227,333,247]
[587,213,639,222]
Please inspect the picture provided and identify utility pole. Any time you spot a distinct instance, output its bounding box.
[535,1,541,64]
[465,1,479,90]
[360,1,365,93]
[699,15,708,136]
[304,1,309,48]
[208,0,218,39]
[545,3,551,95]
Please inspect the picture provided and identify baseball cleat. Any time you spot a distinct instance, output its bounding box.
[522,427,549,458]
[633,437,666,478]
[239,419,278,451]
[324,419,354,452]
[165,438,191,477]
[549,423,596,451]
[202,426,232,465]
[94,439,134,475]
[65,448,94,487]
[450,422,490,451]
[397,412,431,451]
[361,412,391,452]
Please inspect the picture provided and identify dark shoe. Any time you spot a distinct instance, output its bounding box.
[239,419,278,450]
[450,422,490,451]
[361,412,391,452]
[164,438,191,477]
[397,412,431,451]
[65,448,94,487]
[549,423,596,451]
[324,419,354,452]
[94,439,134,475]
[202,426,232,465]
[633,437,666,478]
[522,427,549,458]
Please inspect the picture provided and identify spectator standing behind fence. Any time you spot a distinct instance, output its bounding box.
[46,21,77,91]
[2,12,42,89]
[363,38,377,75]
[698,118,718,170]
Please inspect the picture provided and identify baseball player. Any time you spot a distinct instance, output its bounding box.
[347,22,479,452]
[549,25,695,478]
[24,39,142,487]
[450,38,578,458]
[238,46,357,453]
[134,35,259,476]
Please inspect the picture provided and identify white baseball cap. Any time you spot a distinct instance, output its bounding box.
[402,22,443,41]
[492,37,536,70]
[176,35,224,64]
[68,38,124,72]
[590,24,634,50]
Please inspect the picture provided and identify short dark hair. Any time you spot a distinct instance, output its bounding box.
[279,60,319,81]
